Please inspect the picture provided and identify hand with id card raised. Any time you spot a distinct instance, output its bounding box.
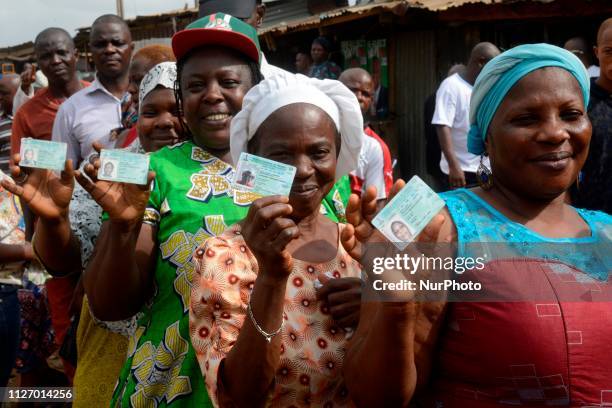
[236,153,299,280]
[75,142,155,226]
[1,142,74,222]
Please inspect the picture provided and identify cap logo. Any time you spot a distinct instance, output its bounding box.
[205,14,233,30]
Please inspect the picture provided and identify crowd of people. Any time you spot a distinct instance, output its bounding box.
[0,0,610,406]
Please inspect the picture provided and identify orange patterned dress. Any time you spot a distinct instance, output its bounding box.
[190,223,361,407]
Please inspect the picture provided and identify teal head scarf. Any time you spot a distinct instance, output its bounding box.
[467,43,590,155]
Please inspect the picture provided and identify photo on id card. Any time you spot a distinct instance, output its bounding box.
[19,138,67,171]
[372,175,446,250]
[97,149,150,185]
[232,152,296,198]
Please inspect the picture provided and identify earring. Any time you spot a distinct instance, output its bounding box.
[477,155,493,190]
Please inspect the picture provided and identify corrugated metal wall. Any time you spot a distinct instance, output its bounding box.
[394,30,437,181]
[134,37,172,52]
[262,0,311,30]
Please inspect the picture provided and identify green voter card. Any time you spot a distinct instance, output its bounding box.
[233,152,296,198]
[98,149,150,185]
[20,138,67,171]
[372,175,445,250]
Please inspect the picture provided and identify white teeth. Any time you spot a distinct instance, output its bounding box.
[205,113,230,121]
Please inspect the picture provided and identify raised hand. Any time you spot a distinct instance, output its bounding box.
[240,195,300,282]
[74,142,154,226]
[1,154,75,221]
[20,64,36,94]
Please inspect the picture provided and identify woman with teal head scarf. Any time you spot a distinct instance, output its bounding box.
[344,43,612,407]
[467,42,590,156]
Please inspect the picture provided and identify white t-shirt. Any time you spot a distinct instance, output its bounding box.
[588,65,600,78]
[350,134,387,200]
[432,73,485,174]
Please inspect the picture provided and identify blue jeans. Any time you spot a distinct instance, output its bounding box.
[0,284,20,386]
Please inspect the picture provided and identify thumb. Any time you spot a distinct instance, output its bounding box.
[318,272,333,285]
[314,271,341,301]
[387,179,406,203]
[141,171,156,191]
[91,141,104,155]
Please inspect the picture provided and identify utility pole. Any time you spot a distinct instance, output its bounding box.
[116,0,125,18]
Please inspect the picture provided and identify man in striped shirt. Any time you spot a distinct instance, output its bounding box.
[0,74,20,172]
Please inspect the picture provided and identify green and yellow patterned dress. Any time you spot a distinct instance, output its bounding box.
[322,174,351,223]
[111,141,350,407]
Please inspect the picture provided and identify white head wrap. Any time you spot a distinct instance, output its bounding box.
[138,62,177,113]
[230,73,363,180]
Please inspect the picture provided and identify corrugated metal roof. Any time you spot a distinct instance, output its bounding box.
[261,0,311,30]
[68,0,561,40]
[415,0,556,11]
[0,42,35,60]
[259,1,407,34]
[258,0,560,34]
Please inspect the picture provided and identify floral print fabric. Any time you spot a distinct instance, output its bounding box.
[190,223,361,407]
[111,141,254,408]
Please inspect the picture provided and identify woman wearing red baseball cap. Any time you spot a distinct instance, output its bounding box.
[79,13,264,407]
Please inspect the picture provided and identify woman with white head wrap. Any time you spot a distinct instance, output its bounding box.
[132,61,183,152]
[233,72,364,224]
[230,73,364,179]
[138,62,177,111]
[190,73,365,407]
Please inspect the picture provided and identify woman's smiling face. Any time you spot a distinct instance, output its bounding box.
[250,103,339,219]
[137,87,182,153]
[180,47,254,152]
[486,67,591,200]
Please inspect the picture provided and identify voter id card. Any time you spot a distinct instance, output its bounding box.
[19,138,67,171]
[232,152,296,198]
[98,149,150,185]
[372,175,445,250]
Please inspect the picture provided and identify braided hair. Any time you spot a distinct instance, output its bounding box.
[173,47,264,138]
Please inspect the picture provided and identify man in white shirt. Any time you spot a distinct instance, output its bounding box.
[432,42,500,189]
[52,14,133,165]
[198,0,288,78]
